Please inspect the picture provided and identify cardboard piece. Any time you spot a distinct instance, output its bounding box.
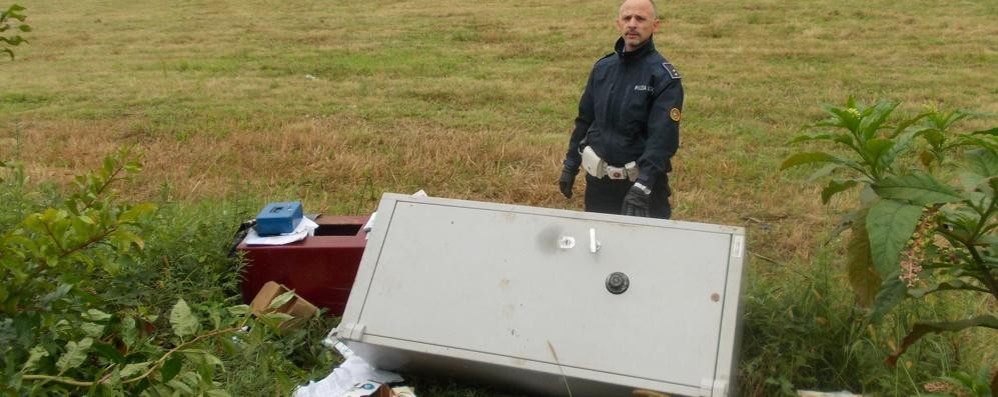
[250,281,318,330]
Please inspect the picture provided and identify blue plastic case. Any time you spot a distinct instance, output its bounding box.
[255,201,303,236]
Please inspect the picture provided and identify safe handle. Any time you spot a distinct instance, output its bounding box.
[589,228,601,253]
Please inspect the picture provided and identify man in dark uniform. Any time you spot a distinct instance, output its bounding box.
[559,0,683,219]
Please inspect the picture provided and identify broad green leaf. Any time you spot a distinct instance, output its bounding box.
[780,152,860,172]
[145,384,173,396]
[226,304,251,316]
[259,312,295,332]
[104,367,123,388]
[21,346,50,372]
[120,316,137,348]
[206,390,232,397]
[82,309,112,322]
[846,209,879,307]
[938,207,978,241]
[857,100,899,141]
[965,148,998,178]
[821,179,859,204]
[53,319,73,335]
[112,230,144,250]
[119,203,157,223]
[261,312,294,323]
[920,129,945,148]
[869,277,907,323]
[952,135,998,152]
[170,298,200,338]
[908,280,976,298]
[879,129,918,171]
[90,342,125,364]
[958,172,986,193]
[788,131,852,145]
[180,349,208,366]
[56,337,93,372]
[202,353,223,368]
[81,322,105,338]
[970,127,998,136]
[267,289,296,310]
[805,163,842,183]
[167,377,196,395]
[39,283,73,306]
[872,172,964,205]
[210,308,221,329]
[867,200,924,277]
[120,361,151,378]
[864,138,893,164]
[939,109,969,129]
[161,356,182,383]
[889,112,931,138]
[885,315,998,367]
[812,118,846,129]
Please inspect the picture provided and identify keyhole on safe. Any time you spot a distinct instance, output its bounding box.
[605,272,629,294]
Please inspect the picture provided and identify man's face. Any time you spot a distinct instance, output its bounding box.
[616,0,659,52]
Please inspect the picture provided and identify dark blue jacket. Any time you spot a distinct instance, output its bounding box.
[564,36,683,187]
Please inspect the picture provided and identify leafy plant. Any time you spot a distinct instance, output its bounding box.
[782,98,997,384]
[1,4,30,59]
[0,149,292,395]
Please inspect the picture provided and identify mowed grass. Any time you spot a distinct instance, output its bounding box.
[2,0,997,394]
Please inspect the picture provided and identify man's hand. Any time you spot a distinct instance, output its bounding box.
[621,183,651,217]
[559,167,577,198]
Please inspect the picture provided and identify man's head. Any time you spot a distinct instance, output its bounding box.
[616,0,659,52]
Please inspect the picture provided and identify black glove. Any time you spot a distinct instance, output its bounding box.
[559,167,577,198]
[621,183,651,217]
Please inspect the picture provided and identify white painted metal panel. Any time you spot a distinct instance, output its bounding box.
[338,194,745,397]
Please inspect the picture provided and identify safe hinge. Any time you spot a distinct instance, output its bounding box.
[338,322,366,341]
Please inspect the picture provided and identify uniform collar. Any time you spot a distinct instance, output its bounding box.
[614,36,656,61]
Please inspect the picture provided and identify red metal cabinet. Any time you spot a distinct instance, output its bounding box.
[238,215,369,316]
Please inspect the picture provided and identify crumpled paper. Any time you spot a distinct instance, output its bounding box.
[292,355,404,397]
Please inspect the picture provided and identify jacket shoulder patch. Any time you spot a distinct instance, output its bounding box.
[662,62,681,79]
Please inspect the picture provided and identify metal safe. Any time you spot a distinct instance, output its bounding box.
[336,194,746,396]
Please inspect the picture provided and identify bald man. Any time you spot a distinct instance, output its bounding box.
[559,0,683,219]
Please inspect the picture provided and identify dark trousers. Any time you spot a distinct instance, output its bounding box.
[584,173,672,219]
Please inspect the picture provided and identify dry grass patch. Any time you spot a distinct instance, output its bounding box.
[3,0,997,269]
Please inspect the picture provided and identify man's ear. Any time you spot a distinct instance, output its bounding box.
[652,18,660,33]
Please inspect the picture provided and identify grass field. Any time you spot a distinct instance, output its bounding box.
[2,0,997,395]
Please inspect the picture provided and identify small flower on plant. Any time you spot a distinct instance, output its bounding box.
[898,208,937,288]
